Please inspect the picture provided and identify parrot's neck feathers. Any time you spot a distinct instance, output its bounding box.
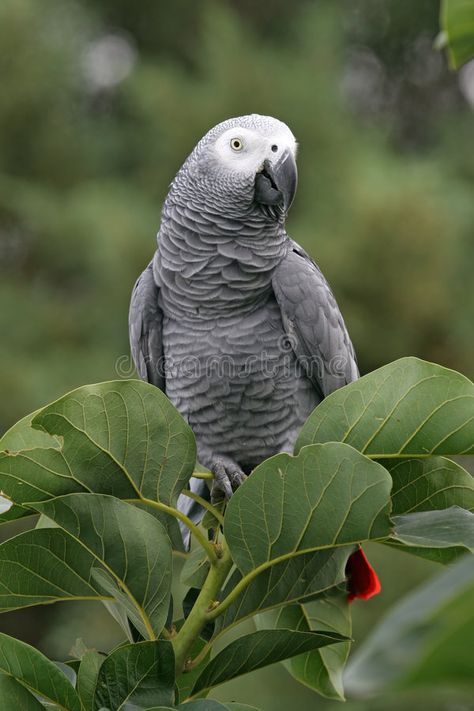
[154,199,288,316]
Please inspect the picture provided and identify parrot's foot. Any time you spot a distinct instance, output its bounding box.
[210,456,246,505]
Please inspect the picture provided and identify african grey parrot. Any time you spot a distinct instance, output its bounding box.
[129,114,359,536]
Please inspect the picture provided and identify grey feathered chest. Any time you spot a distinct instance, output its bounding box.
[129,113,358,518]
[154,202,319,471]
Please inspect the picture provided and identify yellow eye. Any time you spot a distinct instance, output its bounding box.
[230,138,243,151]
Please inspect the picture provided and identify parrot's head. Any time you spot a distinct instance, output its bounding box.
[177,114,298,222]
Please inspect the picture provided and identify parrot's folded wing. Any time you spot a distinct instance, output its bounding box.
[129,258,165,390]
[129,258,209,545]
[272,240,359,398]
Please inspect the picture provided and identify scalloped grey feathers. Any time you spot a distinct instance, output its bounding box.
[128,115,358,533]
[272,242,358,399]
[129,262,164,390]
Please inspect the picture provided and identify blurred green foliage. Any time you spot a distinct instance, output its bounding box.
[1,0,473,435]
[441,0,474,68]
[0,1,473,709]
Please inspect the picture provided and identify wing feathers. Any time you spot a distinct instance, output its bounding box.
[128,259,165,390]
[272,241,358,397]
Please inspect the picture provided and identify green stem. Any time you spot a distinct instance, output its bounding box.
[173,544,233,674]
[126,496,218,564]
[182,489,225,526]
[192,471,214,480]
[206,559,269,621]
[188,637,213,669]
[206,537,388,622]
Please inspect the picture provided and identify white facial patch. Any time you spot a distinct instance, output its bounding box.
[212,122,297,176]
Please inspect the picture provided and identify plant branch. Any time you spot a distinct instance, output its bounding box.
[182,489,225,526]
[126,496,218,564]
[205,561,267,622]
[188,638,213,669]
[172,543,233,675]
[206,538,387,622]
[192,471,214,480]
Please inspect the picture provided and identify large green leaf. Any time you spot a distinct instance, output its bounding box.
[0,492,14,514]
[0,410,59,526]
[298,596,351,699]
[0,380,196,545]
[54,661,77,688]
[0,527,109,611]
[388,457,474,515]
[173,622,210,703]
[0,674,47,711]
[384,457,474,563]
[32,493,172,639]
[0,410,59,452]
[296,358,474,457]
[392,507,474,552]
[441,0,474,68]
[0,409,56,525]
[214,548,351,635]
[384,539,467,565]
[0,633,81,711]
[93,641,175,710]
[0,448,83,521]
[225,442,392,575]
[191,629,347,696]
[0,503,28,527]
[145,704,261,711]
[0,410,58,525]
[257,592,351,701]
[76,651,105,711]
[180,547,210,590]
[0,447,85,528]
[148,703,261,710]
[345,555,474,695]
[34,380,196,501]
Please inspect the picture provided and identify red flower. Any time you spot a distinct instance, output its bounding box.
[346,547,381,602]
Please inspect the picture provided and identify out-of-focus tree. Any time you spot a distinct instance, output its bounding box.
[440,0,474,68]
[0,0,473,427]
[1,3,474,710]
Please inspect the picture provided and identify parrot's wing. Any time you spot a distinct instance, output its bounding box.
[129,259,165,390]
[129,259,209,544]
[272,240,359,399]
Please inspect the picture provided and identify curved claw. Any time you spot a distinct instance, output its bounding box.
[210,458,246,506]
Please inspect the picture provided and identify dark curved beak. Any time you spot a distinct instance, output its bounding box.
[254,149,298,217]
